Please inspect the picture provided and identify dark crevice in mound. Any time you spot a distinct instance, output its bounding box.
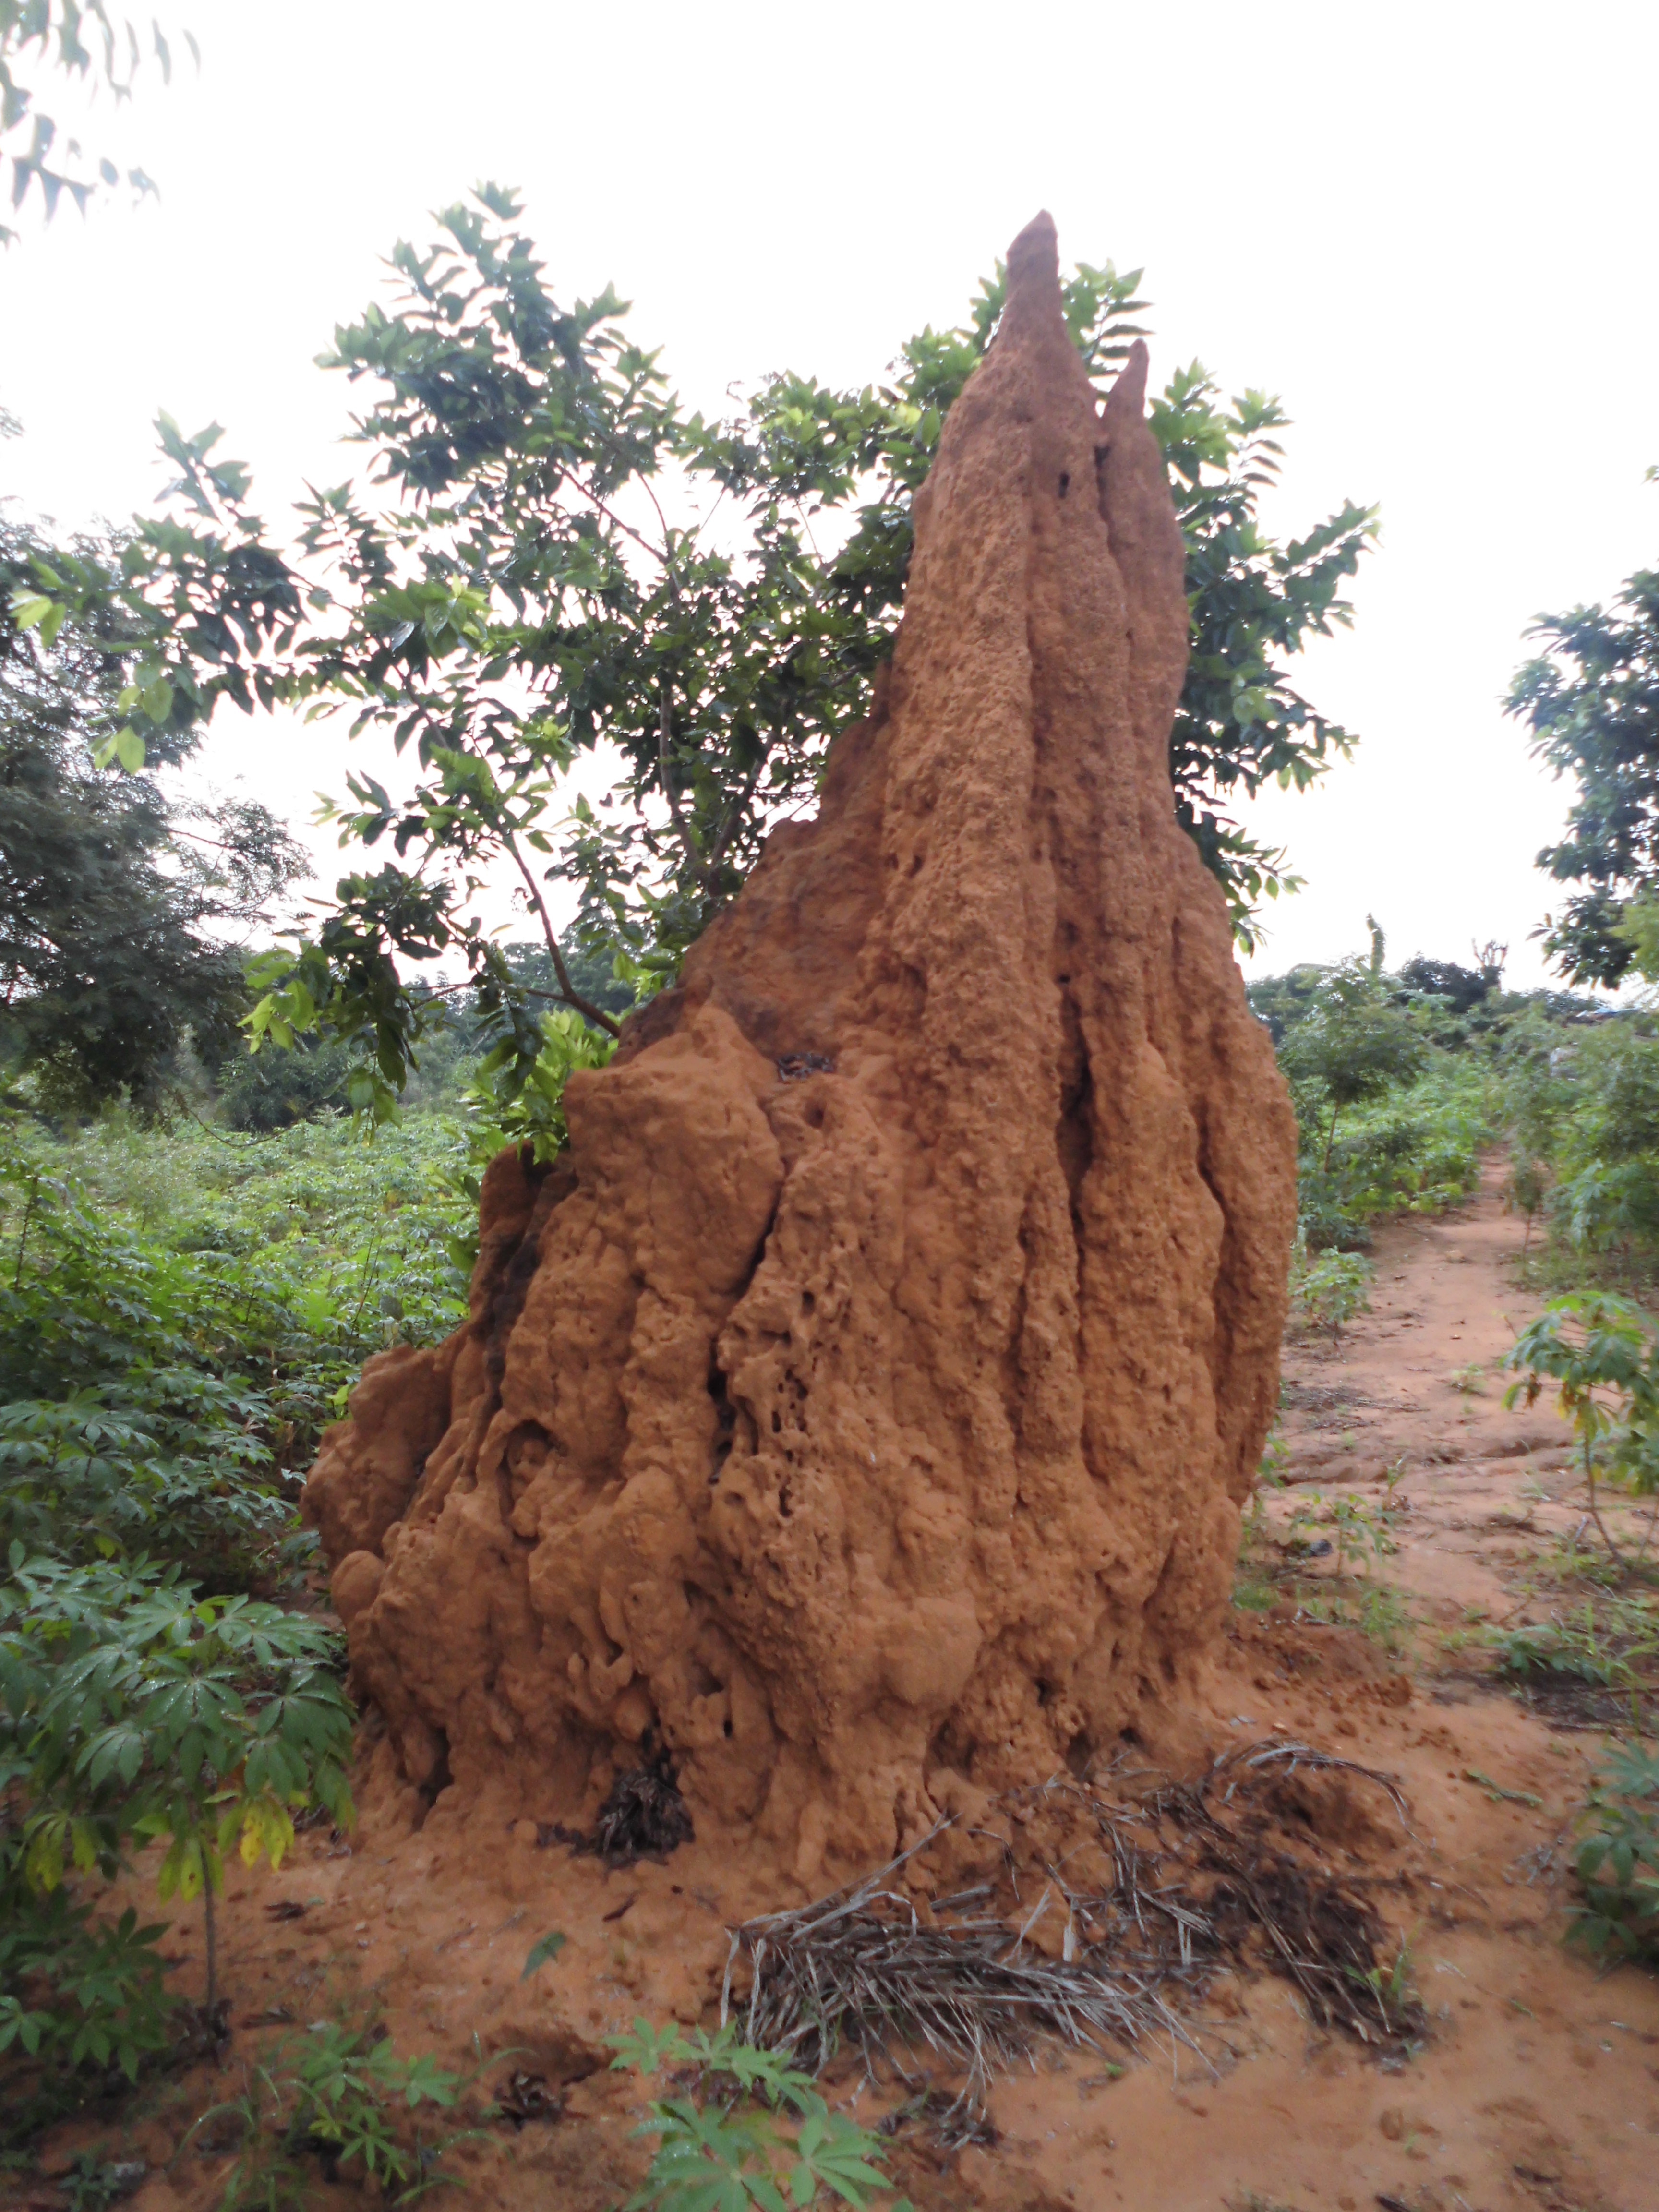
[536,1748,695,1867]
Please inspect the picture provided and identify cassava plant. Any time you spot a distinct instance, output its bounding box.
[0,1111,476,2125]
[608,2019,914,2212]
[1569,1738,1659,1962]
[1292,1249,1373,1345]
[1279,957,1425,1171]
[191,2012,472,2208]
[0,1549,355,2074]
[1503,1292,1659,1575]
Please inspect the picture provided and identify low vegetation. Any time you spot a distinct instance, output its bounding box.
[1571,1739,1659,1963]
[608,2022,914,2212]
[193,2012,475,2209]
[0,1112,472,2136]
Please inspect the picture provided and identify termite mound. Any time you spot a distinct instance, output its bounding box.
[305,213,1298,1887]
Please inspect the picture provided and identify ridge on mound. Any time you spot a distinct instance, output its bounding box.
[304,213,1298,1885]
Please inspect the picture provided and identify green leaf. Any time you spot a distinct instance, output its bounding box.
[521,1928,567,1980]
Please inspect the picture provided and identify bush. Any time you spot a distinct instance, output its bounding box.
[0,1110,473,2133]
[1571,1740,1659,1962]
[0,1552,355,2127]
[216,1035,356,1131]
[1279,958,1426,1168]
[1503,1292,1659,1574]
[1291,1250,1373,1343]
[195,2014,471,2207]
[607,2020,914,2212]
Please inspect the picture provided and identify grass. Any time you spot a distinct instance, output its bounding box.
[1306,1581,1416,1653]
[1481,1595,1659,1688]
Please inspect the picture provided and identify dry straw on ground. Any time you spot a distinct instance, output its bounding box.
[720,1742,1424,2139]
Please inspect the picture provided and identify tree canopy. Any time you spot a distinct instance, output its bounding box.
[0,508,305,1112]
[13,185,1376,1117]
[1508,543,1659,988]
[0,2,192,242]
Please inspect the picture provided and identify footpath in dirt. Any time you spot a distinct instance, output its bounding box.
[23,1164,1659,2212]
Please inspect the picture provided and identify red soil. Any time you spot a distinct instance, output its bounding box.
[22,1172,1659,2212]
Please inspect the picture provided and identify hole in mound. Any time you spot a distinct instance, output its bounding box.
[411,1731,452,1827]
[506,1422,551,1491]
[591,1750,695,1865]
[535,1749,695,1866]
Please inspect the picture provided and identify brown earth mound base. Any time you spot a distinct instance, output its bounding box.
[304,213,1298,1887]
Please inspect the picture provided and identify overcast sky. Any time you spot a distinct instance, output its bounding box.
[3,0,1656,987]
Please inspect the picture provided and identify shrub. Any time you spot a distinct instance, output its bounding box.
[1291,1251,1373,1344]
[1503,1293,1659,1573]
[0,1549,355,2123]
[0,1112,473,2130]
[608,2020,914,2212]
[192,2015,471,2207]
[1570,1740,1659,1963]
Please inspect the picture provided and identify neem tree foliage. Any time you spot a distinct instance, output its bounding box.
[15,187,1375,1112]
[1510,549,1659,988]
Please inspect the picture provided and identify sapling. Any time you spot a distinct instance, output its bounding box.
[1292,1250,1373,1346]
[608,2020,915,2212]
[4,1552,355,2018]
[1503,1293,1659,1576]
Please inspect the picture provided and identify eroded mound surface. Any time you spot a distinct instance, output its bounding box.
[305,213,1297,1883]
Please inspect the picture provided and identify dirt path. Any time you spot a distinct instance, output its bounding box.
[968,1165,1659,2211]
[24,1168,1659,2212]
[1274,1157,1592,1619]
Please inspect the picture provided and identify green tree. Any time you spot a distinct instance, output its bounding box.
[0,2,193,244]
[16,188,1375,1118]
[0,511,307,1112]
[1507,543,1659,987]
[1280,957,1426,1168]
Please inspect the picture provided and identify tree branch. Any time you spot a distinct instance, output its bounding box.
[503,831,621,1038]
[703,733,774,885]
[656,676,709,895]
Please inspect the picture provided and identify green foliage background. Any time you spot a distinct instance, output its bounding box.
[0,1109,473,2131]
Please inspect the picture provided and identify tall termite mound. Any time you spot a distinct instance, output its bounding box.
[305,214,1298,1885]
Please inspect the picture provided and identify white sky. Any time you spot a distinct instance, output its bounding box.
[3,0,1657,988]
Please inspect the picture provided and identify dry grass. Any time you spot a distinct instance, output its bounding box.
[720,1740,1423,2140]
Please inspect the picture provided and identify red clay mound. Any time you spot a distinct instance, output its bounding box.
[305,213,1298,1887]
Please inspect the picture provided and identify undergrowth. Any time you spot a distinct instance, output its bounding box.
[191,2012,477,2208]
[608,2021,913,2212]
[1571,1740,1659,1963]
[0,1112,473,2139]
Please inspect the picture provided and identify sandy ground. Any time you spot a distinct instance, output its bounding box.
[15,1163,1659,2212]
